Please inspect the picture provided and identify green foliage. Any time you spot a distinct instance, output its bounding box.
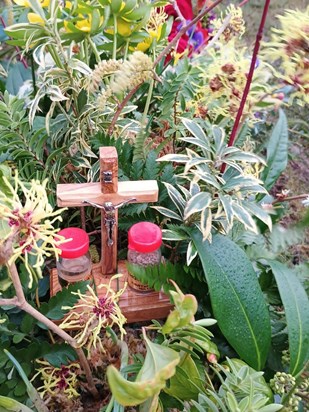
[0,395,34,412]
[4,350,48,412]
[38,281,89,321]
[261,109,289,191]
[126,260,203,294]
[107,329,180,408]
[269,261,309,376]
[156,118,272,241]
[191,230,271,370]
[190,359,281,412]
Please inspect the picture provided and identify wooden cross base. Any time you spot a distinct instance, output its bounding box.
[50,261,173,324]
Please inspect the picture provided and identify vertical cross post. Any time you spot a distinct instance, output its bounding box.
[56,147,159,277]
[100,147,118,275]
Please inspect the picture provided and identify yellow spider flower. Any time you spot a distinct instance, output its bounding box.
[0,173,66,287]
[212,4,245,43]
[13,0,49,7]
[32,360,80,399]
[195,41,275,122]
[60,275,127,356]
[262,6,309,105]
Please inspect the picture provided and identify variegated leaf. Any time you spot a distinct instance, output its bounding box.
[200,208,212,241]
[242,201,272,231]
[218,194,234,227]
[151,206,182,221]
[184,192,211,220]
[187,240,198,265]
[181,118,209,147]
[157,154,189,163]
[232,202,257,233]
[164,182,186,215]
[162,229,188,241]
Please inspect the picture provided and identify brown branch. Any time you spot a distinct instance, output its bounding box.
[107,82,143,136]
[3,263,99,399]
[107,0,225,136]
[0,16,29,69]
[272,194,309,205]
[220,0,271,174]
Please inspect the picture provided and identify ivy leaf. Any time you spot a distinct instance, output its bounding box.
[39,281,88,320]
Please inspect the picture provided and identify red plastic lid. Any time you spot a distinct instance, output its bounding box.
[57,227,89,259]
[128,222,162,253]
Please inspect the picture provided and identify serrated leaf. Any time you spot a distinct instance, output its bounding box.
[39,281,88,320]
[269,261,309,375]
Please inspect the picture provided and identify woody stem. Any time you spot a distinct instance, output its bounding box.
[220,0,271,174]
[0,262,99,399]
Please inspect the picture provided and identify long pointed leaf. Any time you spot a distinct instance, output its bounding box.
[262,110,288,190]
[191,231,271,370]
[269,260,309,375]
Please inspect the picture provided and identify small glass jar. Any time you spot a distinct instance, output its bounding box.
[127,222,162,292]
[57,227,92,287]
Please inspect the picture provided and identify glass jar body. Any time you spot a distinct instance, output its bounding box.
[57,252,92,287]
[127,248,161,292]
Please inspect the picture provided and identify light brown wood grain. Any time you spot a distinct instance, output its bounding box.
[57,180,158,207]
[50,261,173,326]
[100,147,118,194]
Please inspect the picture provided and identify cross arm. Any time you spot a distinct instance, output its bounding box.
[57,180,158,207]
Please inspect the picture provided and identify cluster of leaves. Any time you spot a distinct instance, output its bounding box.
[0,280,87,404]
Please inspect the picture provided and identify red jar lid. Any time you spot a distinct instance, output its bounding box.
[57,227,89,259]
[128,222,162,253]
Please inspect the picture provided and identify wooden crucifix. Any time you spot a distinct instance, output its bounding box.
[57,147,158,275]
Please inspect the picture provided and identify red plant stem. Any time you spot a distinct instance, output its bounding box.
[220,0,271,174]
[0,16,29,69]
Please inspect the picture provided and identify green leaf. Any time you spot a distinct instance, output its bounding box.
[151,206,182,221]
[269,260,309,375]
[262,110,288,190]
[4,350,48,412]
[191,231,271,370]
[164,354,204,400]
[5,63,32,96]
[181,118,209,149]
[107,330,180,406]
[0,395,33,412]
[39,281,88,320]
[184,192,211,220]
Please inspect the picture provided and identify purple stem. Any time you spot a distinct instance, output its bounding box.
[0,16,29,69]
[220,0,271,174]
